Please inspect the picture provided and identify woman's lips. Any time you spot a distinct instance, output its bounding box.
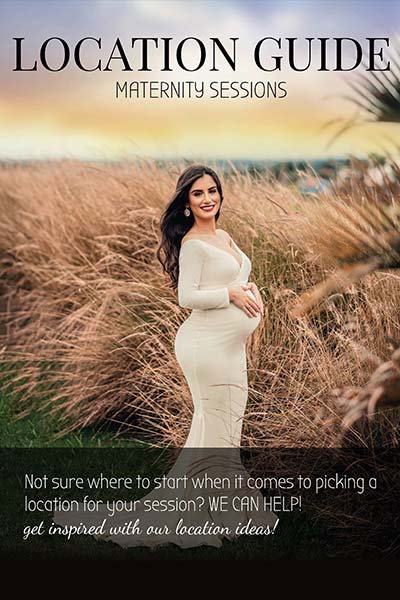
[200,205,215,212]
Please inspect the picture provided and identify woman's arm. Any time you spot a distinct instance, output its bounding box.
[178,241,230,310]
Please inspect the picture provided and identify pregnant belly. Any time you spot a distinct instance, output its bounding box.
[176,289,261,350]
[222,292,261,340]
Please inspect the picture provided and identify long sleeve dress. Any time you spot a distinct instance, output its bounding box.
[53,237,277,550]
[174,237,261,448]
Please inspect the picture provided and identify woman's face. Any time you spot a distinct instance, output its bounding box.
[186,174,221,222]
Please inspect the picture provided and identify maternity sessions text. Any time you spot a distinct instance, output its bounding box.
[115,79,288,99]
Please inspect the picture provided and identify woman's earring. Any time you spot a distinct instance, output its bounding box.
[184,207,190,217]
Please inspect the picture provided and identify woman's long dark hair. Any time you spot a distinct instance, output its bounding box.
[156,164,224,290]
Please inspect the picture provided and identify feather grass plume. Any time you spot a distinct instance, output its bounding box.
[286,157,400,442]
[333,346,400,444]
[289,165,400,318]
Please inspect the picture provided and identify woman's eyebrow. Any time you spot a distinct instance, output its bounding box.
[191,186,217,192]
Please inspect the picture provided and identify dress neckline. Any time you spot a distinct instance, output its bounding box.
[181,238,244,270]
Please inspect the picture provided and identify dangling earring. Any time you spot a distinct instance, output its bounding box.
[184,207,190,217]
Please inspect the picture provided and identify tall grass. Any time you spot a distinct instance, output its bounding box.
[1,157,399,447]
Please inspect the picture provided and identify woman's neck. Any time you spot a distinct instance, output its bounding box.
[189,225,217,236]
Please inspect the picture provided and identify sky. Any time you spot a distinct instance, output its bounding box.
[0,0,399,161]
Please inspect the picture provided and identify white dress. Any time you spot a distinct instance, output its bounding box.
[175,237,262,448]
[53,237,277,549]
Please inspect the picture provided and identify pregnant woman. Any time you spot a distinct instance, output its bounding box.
[53,164,277,549]
[169,165,265,448]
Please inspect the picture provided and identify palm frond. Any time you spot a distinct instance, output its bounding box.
[324,42,400,146]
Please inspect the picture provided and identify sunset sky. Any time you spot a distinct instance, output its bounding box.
[0,0,399,161]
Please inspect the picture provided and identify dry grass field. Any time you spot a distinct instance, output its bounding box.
[1,156,399,448]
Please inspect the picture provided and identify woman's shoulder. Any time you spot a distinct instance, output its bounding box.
[180,233,202,247]
[216,228,233,245]
[181,230,231,245]
[179,235,205,258]
[216,228,230,238]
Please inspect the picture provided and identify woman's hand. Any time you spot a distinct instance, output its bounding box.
[228,284,262,318]
[247,282,264,316]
